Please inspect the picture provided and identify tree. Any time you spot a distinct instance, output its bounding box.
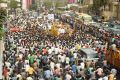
[0,8,7,40]
[29,4,38,10]
[9,0,18,9]
[44,1,53,8]
[0,0,6,3]
[55,0,67,8]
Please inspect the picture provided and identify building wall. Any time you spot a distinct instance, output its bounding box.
[112,1,120,20]
[102,1,120,20]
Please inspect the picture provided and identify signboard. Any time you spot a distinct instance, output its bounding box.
[47,14,54,20]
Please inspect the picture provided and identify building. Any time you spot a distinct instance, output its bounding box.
[112,1,120,20]
[102,0,120,20]
[22,0,32,10]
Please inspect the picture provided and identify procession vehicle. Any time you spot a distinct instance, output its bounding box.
[105,37,120,69]
[49,22,74,39]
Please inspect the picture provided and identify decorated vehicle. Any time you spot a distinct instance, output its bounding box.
[106,47,120,69]
[50,22,74,37]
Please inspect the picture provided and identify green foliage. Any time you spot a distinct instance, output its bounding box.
[0,8,6,40]
[0,24,4,40]
[9,0,18,9]
[0,8,7,23]
[55,1,67,7]
[29,4,38,10]
[0,0,6,3]
[44,1,52,8]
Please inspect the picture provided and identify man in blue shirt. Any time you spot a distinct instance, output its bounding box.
[44,68,53,80]
[72,62,77,74]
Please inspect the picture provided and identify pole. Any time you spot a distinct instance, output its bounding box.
[52,0,55,12]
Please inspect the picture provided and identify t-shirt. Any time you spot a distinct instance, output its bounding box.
[27,77,33,80]
[66,57,70,64]
[61,55,65,63]
[65,74,71,80]
[56,63,61,69]
[29,55,35,64]
[103,76,108,80]
[28,67,35,75]
[25,64,30,72]
[96,68,103,76]
[44,70,52,78]
[50,62,55,70]
[72,64,77,73]
[48,49,52,54]
[17,74,22,80]
[73,53,77,59]
[108,74,115,80]
[80,62,85,69]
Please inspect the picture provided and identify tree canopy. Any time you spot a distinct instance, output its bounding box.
[0,8,6,40]
[8,0,18,9]
[29,4,38,10]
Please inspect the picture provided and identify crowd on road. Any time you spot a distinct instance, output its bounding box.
[3,11,118,80]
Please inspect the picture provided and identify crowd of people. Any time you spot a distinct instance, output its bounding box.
[3,10,118,80]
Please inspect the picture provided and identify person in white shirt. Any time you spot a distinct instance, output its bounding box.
[61,54,66,67]
[55,47,59,55]
[48,47,52,55]
[50,61,55,71]
[19,53,23,60]
[103,74,108,80]
[51,46,55,54]
[96,67,103,78]
[16,73,22,80]
[5,61,11,69]
[25,63,30,72]
[27,76,33,80]
[80,61,85,70]
[56,63,61,69]
[65,57,70,64]
[73,52,77,59]
[98,77,103,80]
[65,72,72,80]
